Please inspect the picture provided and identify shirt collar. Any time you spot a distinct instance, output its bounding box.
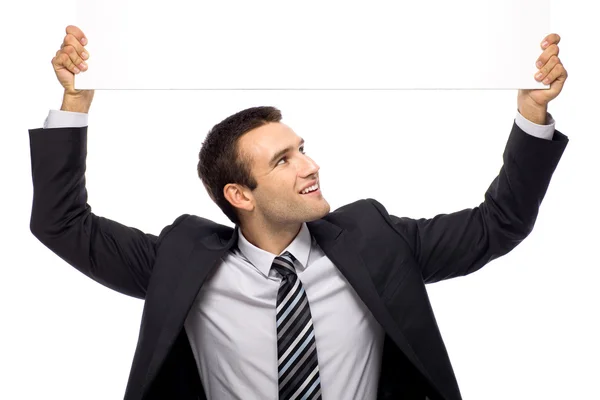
[237,222,312,278]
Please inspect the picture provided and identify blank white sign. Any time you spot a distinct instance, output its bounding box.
[75,0,550,89]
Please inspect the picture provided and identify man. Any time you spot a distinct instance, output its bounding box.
[29,25,568,400]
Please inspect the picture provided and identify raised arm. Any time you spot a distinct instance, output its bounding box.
[371,33,570,284]
[29,25,184,299]
[372,120,568,284]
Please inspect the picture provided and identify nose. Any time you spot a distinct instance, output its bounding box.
[299,153,320,178]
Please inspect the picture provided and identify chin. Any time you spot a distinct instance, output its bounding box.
[304,203,331,222]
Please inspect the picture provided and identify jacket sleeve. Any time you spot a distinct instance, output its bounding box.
[28,126,187,299]
[369,120,568,284]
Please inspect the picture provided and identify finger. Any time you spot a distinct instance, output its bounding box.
[536,44,559,69]
[62,45,87,73]
[65,25,88,46]
[541,63,567,86]
[60,35,90,57]
[541,33,561,49]
[535,55,560,83]
[62,34,89,70]
[53,52,80,75]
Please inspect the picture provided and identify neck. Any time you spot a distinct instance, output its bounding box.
[239,219,302,256]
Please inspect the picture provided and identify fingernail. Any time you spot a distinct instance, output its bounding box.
[79,63,86,70]
[536,60,542,68]
[74,67,80,74]
[535,72,543,80]
[543,78,550,84]
[81,37,87,45]
[542,41,548,48]
[82,52,88,60]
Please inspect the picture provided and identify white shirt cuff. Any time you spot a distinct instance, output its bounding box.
[43,109,89,129]
[515,110,555,141]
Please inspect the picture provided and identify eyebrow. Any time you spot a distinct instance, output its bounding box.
[269,138,305,167]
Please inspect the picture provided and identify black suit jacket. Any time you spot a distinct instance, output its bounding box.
[28,121,568,400]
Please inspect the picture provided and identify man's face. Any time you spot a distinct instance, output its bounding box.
[234,122,330,226]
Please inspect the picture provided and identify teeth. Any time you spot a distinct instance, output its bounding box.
[301,183,319,194]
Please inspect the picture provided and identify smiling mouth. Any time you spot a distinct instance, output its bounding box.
[300,182,319,195]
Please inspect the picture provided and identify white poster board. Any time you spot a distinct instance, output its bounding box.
[74,0,550,89]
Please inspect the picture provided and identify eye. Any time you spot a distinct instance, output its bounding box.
[275,146,305,167]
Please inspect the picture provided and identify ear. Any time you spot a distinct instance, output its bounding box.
[223,183,254,212]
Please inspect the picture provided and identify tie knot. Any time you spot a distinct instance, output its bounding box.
[271,251,296,278]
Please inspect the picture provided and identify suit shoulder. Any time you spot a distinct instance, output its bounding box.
[328,198,387,215]
[324,198,386,226]
[328,198,368,215]
[325,198,412,232]
[160,214,234,240]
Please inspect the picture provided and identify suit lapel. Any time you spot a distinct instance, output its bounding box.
[307,219,439,395]
[143,228,240,393]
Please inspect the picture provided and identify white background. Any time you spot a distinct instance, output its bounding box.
[1,0,598,399]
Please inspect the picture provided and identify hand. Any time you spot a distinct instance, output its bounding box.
[517,33,568,124]
[52,25,95,112]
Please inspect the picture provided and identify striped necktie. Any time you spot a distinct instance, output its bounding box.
[271,251,322,400]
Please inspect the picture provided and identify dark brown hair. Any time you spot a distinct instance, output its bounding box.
[197,106,283,225]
